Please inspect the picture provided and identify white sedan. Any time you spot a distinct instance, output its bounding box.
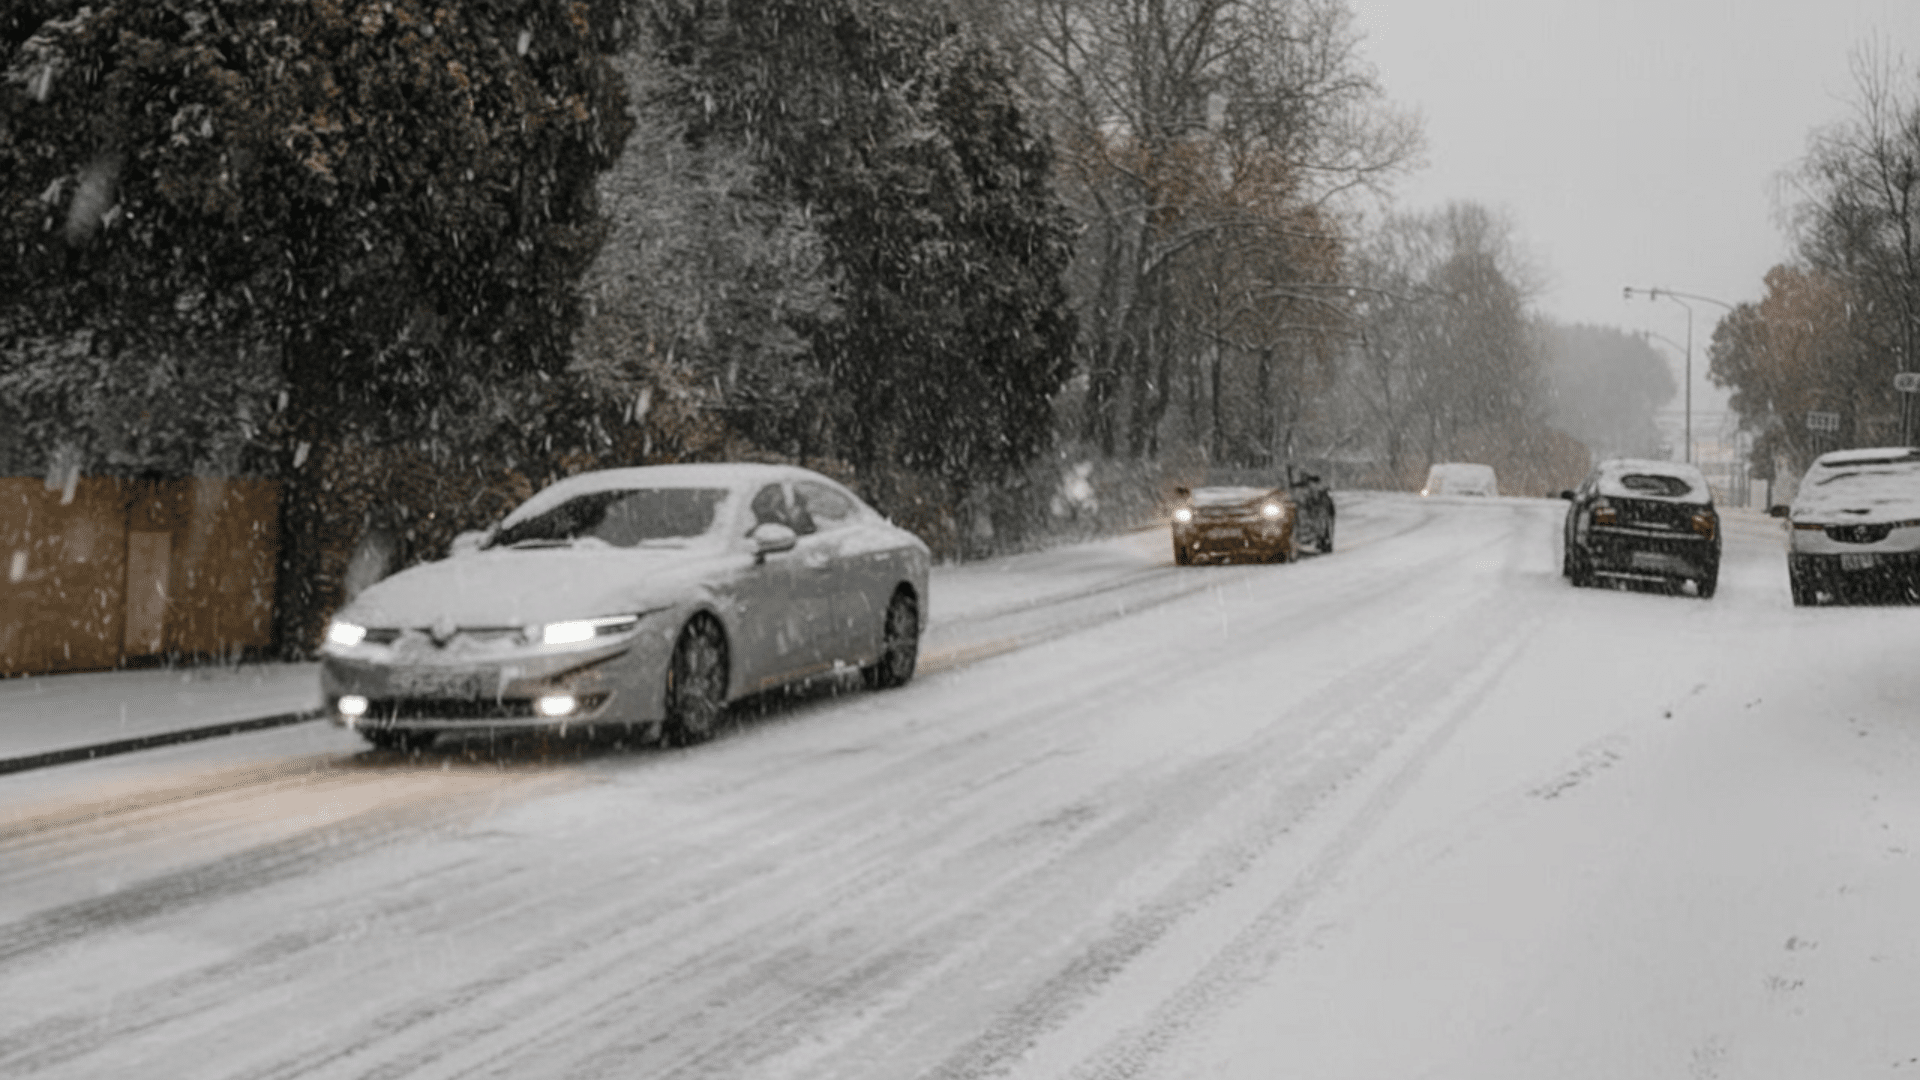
[320,463,930,750]
[1778,446,1920,605]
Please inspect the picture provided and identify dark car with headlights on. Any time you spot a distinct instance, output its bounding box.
[320,463,930,751]
[1170,471,1334,565]
[1561,459,1719,597]
[1775,446,1920,606]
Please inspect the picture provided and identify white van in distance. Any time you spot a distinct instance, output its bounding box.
[1421,463,1499,497]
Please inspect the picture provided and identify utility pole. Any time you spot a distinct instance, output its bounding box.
[1624,286,1736,465]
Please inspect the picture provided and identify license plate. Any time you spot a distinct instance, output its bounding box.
[1630,551,1666,570]
[1207,527,1243,539]
[390,670,486,698]
[1840,553,1877,571]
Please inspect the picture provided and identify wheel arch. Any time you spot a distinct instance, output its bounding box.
[671,603,737,702]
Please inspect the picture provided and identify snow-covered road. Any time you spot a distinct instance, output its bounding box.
[3,493,1917,1079]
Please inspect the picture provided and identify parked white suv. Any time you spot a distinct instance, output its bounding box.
[1775,446,1920,605]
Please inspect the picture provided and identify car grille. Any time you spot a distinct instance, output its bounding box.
[362,627,528,649]
[359,695,607,721]
[1826,523,1893,544]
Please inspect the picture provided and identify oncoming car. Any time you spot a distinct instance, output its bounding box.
[1561,458,1719,598]
[1775,446,1920,606]
[1169,471,1334,565]
[320,464,930,750]
[1420,462,1498,497]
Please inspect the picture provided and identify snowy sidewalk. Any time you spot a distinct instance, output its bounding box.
[0,525,1175,772]
[0,662,325,772]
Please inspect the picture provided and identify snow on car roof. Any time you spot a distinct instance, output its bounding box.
[1427,463,1495,478]
[1594,458,1708,501]
[1810,446,1920,468]
[1793,451,1920,520]
[502,463,798,526]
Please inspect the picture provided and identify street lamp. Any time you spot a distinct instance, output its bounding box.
[1623,286,1736,464]
[1633,329,1686,457]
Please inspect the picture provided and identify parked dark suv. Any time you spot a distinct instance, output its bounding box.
[1562,459,1720,598]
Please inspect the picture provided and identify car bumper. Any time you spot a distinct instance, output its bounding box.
[1790,550,1920,601]
[1174,520,1291,555]
[1580,526,1717,579]
[319,629,673,733]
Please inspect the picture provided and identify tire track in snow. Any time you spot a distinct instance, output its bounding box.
[905,521,1550,1080]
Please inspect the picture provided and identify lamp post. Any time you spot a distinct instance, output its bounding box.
[1623,286,1736,464]
[1633,329,1686,458]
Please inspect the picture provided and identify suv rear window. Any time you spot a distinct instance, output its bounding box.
[1618,474,1693,497]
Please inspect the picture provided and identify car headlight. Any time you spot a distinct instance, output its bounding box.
[326,619,367,648]
[538,614,643,646]
[1173,507,1193,523]
[1261,502,1283,519]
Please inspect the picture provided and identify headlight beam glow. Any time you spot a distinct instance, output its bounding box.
[535,694,579,718]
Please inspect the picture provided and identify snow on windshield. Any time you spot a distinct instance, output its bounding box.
[489,488,729,548]
[1794,462,1920,519]
[1596,460,1706,502]
[1190,486,1277,506]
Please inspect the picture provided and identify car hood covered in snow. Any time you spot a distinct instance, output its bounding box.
[338,544,724,629]
[1189,486,1285,507]
[1792,460,1920,523]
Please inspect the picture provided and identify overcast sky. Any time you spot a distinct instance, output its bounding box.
[1351,0,1920,415]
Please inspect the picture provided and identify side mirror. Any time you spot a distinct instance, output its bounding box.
[750,522,797,560]
[1558,490,1575,501]
[1768,505,1790,518]
[1173,486,1190,499]
[451,528,494,556]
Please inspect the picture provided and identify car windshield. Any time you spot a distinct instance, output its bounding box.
[1617,473,1694,497]
[1811,465,1920,487]
[489,488,729,548]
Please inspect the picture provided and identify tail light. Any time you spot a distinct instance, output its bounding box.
[1691,511,1716,539]
[1591,500,1616,526]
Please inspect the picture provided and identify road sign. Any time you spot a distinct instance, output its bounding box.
[1806,411,1840,432]
[1896,371,1920,393]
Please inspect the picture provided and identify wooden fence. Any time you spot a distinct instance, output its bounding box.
[0,477,281,676]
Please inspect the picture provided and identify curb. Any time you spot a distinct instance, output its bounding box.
[0,709,327,777]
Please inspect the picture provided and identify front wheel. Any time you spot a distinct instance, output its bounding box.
[1173,542,1192,566]
[1788,556,1820,607]
[1270,524,1299,564]
[1319,515,1335,553]
[862,589,921,690]
[663,615,729,747]
[1566,544,1594,588]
